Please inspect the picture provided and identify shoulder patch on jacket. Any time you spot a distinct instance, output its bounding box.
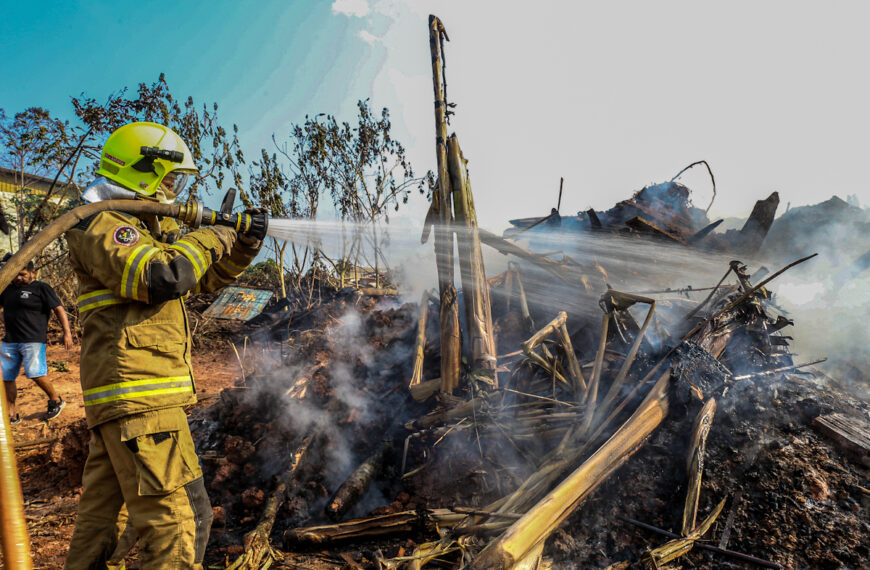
[113,226,140,246]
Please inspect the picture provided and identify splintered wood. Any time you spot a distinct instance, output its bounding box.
[471,380,669,568]
[448,135,497,381]
[381,251,812,568]
[682,398,716,535]
[520,311,586,395]
[409,291,431,391]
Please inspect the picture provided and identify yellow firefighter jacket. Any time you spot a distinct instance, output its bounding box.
[67,209,257,428]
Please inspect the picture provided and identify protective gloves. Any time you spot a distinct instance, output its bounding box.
[237,208,266,252]
[208,225,237,255]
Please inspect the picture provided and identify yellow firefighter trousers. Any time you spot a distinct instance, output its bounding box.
[65,408,213,569]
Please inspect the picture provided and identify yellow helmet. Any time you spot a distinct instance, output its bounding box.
[96,122,198,198]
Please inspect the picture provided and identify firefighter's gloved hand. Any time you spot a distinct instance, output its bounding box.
[207,225,237,255]
[238,208,266,251]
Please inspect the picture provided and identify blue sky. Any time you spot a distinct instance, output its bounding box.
[0,1,377,163]
[3,1,870,230]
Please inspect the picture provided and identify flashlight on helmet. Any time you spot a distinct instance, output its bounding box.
[132,146,186,174]
[140,146,184,163]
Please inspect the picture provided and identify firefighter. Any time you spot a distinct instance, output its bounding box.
[64,122,261,569]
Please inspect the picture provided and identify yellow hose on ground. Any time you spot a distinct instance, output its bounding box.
[0,388,31,569]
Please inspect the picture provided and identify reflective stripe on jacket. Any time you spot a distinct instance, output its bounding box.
[67,209,257,427]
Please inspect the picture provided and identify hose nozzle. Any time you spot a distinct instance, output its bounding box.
[178,202,268,240]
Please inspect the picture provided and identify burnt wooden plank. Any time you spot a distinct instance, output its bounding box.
[813,413,870,467]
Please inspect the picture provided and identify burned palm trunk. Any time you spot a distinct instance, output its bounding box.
[447,135,497,382]
[326,439,392,522]
[439,286,461,393]
[428,15,461,392]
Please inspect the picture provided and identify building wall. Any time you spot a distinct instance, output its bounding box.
[0,168,78,252]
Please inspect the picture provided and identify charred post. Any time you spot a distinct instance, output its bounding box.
[735,191,779,253]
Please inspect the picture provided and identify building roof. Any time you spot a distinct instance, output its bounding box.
[0,166,80,195]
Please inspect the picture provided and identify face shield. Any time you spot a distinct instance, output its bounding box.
[156,172,192,203]
[171,173,190,196]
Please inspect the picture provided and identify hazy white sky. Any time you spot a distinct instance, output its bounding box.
[332,1,870,229]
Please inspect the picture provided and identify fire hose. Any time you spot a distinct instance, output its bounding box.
[0,198,267,568]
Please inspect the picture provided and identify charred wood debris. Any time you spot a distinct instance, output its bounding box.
[187,16,869,570]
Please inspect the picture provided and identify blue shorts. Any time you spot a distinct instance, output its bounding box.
[1,342,48,381]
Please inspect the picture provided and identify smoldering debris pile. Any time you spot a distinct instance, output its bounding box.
[191,289,427,567]
[187,175,869,569]
[184,15,868,570]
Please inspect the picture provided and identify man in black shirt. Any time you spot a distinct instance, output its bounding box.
[1,262,73,423]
